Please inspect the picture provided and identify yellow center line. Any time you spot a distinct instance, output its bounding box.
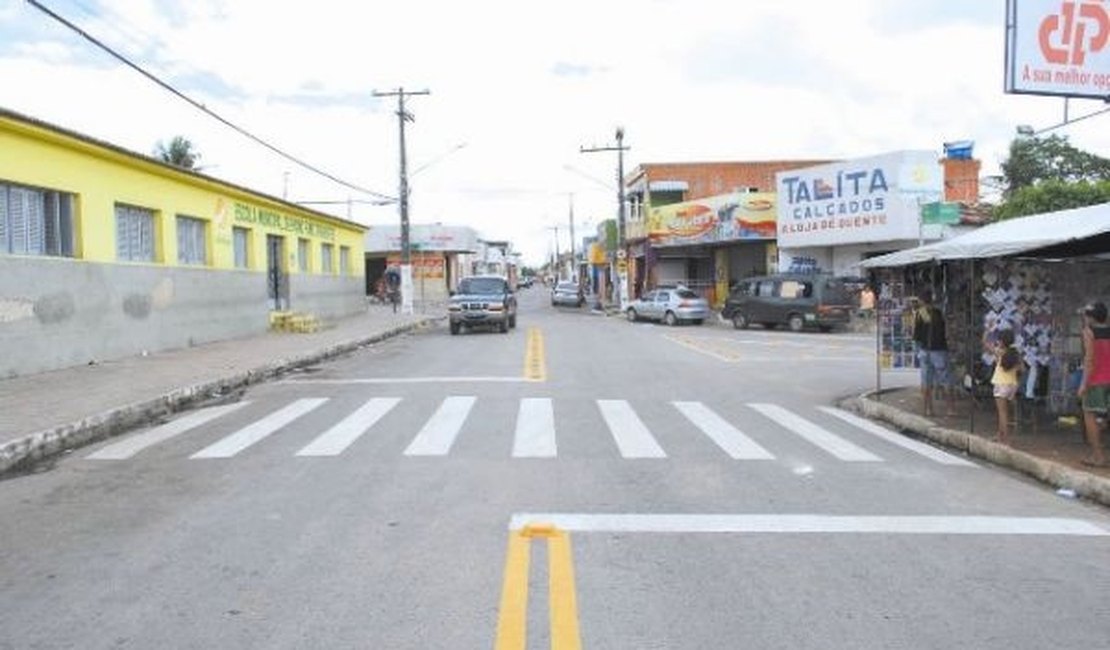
[495,524,582,650]
[524,327,548,382]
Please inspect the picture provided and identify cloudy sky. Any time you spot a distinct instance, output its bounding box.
[2,0,1109,265]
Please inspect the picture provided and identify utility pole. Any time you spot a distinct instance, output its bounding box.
[373,86,430,315]
[568,193,576,284]
[547,225,561,280]
[581,127,630,310]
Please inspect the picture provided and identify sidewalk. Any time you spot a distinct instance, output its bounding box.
[839,387,1110,507]
[0,305,437,475]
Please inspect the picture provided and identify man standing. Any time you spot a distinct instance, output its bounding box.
[912,290,954,417]
[1079,301,1110,467]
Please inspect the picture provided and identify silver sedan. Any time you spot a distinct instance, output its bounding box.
[625,288,710,325]
[551,281,584,307]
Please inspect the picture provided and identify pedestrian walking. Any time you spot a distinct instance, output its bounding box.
[911,290,954,417]
[988,328,1021,445]
[1078,301,1110,467]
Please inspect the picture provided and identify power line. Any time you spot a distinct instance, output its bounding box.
[26,0,395,202]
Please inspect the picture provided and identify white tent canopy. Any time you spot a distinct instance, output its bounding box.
[859,201,1110,268]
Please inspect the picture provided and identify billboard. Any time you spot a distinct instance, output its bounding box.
[1005,0,1110,99]
[647,192,777,247]
[775,151,943,249]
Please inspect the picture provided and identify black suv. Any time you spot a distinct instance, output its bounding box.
[448,275,518,335]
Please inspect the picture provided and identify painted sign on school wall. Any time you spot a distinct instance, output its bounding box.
[775,151,943,248]
[647,192,777,247]
[1005,0,1110,99]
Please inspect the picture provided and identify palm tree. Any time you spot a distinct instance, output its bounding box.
[154,136,201,170]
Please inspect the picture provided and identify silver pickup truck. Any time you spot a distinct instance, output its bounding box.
[448,275,518,335]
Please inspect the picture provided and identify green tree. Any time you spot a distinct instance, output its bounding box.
[1000,134,1110,195]
[993,179,1110,220]
[993,135,1110,220]
[154,136,201,170]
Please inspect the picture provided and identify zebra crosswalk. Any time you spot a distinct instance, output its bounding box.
[85,397,977,468]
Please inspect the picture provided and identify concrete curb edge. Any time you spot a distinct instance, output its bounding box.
[839,392,1110,508]
[0,319,432,476]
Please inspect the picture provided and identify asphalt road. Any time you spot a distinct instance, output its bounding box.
[2,287,1109,649]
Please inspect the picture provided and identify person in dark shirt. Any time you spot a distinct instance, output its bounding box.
[912,290,954,417]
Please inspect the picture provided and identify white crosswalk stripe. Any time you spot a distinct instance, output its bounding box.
[748,403,881,462]
[86,397,980,467]
[673,401,775,460]
[404,396,477,456]
[513,398,556,458]
[87,402,250,460]
[598,400,666,458]
[819,407,977,467]
[191,398,328,459]
[296,397,401,457]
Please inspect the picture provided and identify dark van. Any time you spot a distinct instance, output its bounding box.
[721,273,853,332]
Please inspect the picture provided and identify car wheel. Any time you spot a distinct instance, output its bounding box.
[499,319,509,333]
[731,312,749,330]
[626,308,638,322]
[449,321,460,335]
[664,311,677,326]
[788,313,805,332]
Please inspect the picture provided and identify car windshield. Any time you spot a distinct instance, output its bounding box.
[556,283,577,291]
[457,278,505,295]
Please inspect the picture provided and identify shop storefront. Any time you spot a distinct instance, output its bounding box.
[775,151,950,277]
[646,191,778,306]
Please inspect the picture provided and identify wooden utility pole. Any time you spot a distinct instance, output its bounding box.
[373,87,430,314]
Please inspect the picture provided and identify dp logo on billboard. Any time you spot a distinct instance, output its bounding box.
[1039,0,1109,65]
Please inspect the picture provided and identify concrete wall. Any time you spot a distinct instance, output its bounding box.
[0,256,363,378]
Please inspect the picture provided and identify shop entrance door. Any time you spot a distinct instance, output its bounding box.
[266,235,288,311]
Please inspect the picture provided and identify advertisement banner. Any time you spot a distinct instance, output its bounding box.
[1005,0,1110,99]
[647,192,777,247]
[775,151,943,248]
[386,252,444,279]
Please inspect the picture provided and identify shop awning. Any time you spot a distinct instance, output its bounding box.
[859,201,1110,268]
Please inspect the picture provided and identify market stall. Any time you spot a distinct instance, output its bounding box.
[860,202,1110,431]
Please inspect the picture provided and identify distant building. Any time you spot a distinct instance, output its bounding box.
[0,107,366,378]
[363,224,480,302]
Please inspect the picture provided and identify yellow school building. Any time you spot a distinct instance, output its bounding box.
[0,107,368,377]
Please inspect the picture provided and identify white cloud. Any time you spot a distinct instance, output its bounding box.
[1,0,1108,265]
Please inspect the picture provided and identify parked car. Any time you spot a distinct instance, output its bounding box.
[448,275,517,334]
[625,288,710,325]
[721,273,852,332]
[551,281,584,307]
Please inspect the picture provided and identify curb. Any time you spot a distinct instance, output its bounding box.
[0,319,432,477]
[839,392,1110,508]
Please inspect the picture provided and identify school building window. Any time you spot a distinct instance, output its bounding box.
[0,181,75,257]
[233,227,250,269]
[297,238,310,272]
[176,215,207,265]
[339,245,350,275]
[115,203,157,262]
[321,242,334,274]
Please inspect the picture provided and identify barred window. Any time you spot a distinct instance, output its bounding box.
[321,242,334,274]
[176,215,207,265]
[115,203,157,262]
[297,238,309,272]
[233,227,250,269]
[0,181,75,257]
[339,245,350,275]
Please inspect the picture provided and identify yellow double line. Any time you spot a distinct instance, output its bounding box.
[523,327,547,382]
[495,524,581,650]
